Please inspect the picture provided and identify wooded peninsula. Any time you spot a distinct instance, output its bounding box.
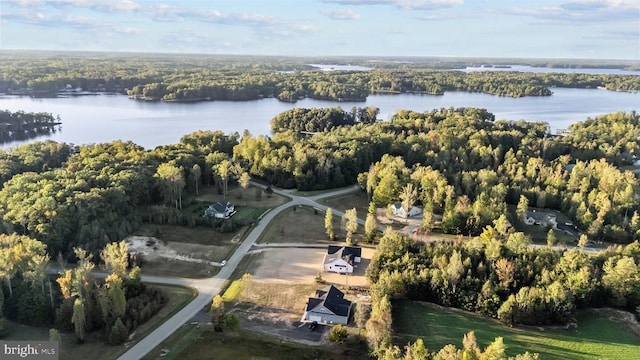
[0,53,638,102]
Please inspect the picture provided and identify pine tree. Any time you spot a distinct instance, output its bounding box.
[325,208,335,240]
[71,298,86,342]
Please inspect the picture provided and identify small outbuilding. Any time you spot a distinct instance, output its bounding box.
[323,245,361,274]
[303,285,352,325]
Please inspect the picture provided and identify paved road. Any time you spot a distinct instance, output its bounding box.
[118,183,361,360]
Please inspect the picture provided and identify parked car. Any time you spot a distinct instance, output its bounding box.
[220,260,227,266]
[308,321,318,331]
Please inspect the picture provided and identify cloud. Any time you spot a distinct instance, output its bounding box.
[149,4,280,27]
[320,0,463,10]
[320,0,393,5]
[396,0,463,10]
[2,8,141,35]
[3,0,43,7]
[321,9,361,20]
[506,0,640,24]
[46,0,142,12]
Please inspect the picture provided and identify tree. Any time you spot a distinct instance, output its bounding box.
[101,241,129,278]
[602,256,640,307]
[210,295,225,326]
[404,338,429,360]
[462,331,480,360]
[547,229,557,248]
[505,232,530,254]
[365,202,379,241]
[354,302,372,330]
[72,247,95,300]
[494,258,515,291]
[155,163,185,209]
[107,317,128,345]
[129,266,142,285]
[56,270,73,299]
[329,324,348,343]
[325,208,335,240]
[190,164,201,195]
[365,295,392,351]
[71,298,86,342]
[214,159,233,199]
[482,337,507,360]
[577,234,589,248]
[399,183,418,219]
[239,172,250,189]
[421,206,434,236]
[343,208,359,245]
[105,274,126,320]
[516,195,529,223]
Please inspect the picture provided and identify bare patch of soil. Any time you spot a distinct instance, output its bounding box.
[125,236,228,278]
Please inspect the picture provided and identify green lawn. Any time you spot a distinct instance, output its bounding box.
[394,302,640,360]
[143,324,358,360]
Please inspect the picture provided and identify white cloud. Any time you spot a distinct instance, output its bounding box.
[321,9,361,20]
[396,0,463,10]
[321,0,463,10]
[46,0,142,12]
[3,0,43,7]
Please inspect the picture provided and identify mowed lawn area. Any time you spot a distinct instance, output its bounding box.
[143,324,358,360]
[394,302,640,360]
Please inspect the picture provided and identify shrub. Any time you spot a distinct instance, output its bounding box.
[329,324,348,343]
[107,317,129,345]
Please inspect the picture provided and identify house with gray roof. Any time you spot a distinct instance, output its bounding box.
[303,285,352,325]
[204,201,236,219]
[523,209,557,227]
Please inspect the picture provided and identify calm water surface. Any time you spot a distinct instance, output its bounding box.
[0,87,638,150]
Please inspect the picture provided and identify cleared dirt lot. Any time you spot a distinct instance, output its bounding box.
[247,246,374,288]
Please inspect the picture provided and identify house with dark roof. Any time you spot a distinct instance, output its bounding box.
[204,201,236,219]
[323,245,362,274]
[303,285,352,325]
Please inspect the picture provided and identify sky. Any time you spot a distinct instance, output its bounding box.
[0,0,639,60]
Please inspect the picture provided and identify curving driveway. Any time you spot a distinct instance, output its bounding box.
[118,183,361,360]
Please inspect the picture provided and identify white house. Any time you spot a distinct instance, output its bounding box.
[322,246,361,274]
[523,209,557,227]
[303,285,352,325]
[204,201,236,219]
[391,201,422,218]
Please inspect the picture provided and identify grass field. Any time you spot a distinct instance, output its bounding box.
[322,192,370,216]
[394,301,640,360]
[4,284,196,360]
[143,324,358,360]
[258,205,337,244]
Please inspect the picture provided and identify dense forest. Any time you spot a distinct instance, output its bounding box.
[0,234,166,344]
[0,54,638,102]
[362,230,640,358]
[0,108,637,259]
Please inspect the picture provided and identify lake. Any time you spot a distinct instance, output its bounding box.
[0,87,638,150]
